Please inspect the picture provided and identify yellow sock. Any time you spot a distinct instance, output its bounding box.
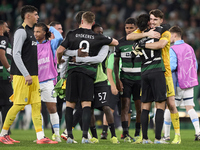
[31,102,43,132]
[170,113,180,135]
[3,104,25,130]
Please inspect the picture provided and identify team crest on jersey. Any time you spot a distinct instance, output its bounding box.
[1,40,6,45]
[32,41,37,46]
[25,97,28,102]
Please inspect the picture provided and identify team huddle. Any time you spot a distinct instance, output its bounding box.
[0,5,200,145]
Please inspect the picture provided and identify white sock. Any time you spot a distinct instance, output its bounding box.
[36,131,45,140]
[50,112,60,136]
[164,109,171,137]
[0,129,8,136]
[64,129,68,134]
[188,109,200,135]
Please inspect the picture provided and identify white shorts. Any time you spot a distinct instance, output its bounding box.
[175,87,194,107]
[40,80,57,103]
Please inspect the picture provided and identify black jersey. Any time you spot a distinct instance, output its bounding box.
[115,37,141,81]
[0,36,10,80]
[139,26,166,75]
[61,28,112,79]
[11,23,38,76]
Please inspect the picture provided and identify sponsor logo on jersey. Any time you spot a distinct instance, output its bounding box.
[38,57,50,65]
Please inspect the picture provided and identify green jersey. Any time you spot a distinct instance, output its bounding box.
[114,37,141,81]
[107,53,122,85]
[0,36,11,81]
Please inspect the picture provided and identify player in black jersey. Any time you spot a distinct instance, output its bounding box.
[57,11,118,143]
[0,20,13,136]
[132,14,167,144]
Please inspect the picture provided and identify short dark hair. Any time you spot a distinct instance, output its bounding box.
[125,17,136,25]
[0,20,5,26]
[169,26,182,37]
[136,14,150,31]
[21,5,38,20]
[75,11,85,25]
[35,22,51,39]
[82,11,95,24]
[91,23,101,31]
[149,9,164,19]
[49,21,61,27]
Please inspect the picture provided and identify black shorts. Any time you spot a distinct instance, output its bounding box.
[66,72,94,103]
[121,78,141,101]
[141,71,166,103]
[107,85,120,110]
[93,81,109,111]
[0,80,13,106]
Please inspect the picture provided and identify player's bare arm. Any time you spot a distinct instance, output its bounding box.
[145,39,168,50]
[114,57,123,92]
[56,45,65,64]
[109,38,119,46]
[126,28,161,41]
[107,68,118,95]
[0,49,10,69]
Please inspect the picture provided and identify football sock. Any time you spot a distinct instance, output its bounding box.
[82,107,91,139]
[141,109,149,139]
[108,123,116,137]
[72,107,82,128]
[164,109,171,137]
[188,109,200,135]
[135,122,141,136]
[31,103,44,138]
[122,121,129,136]
[155,109,164,140]
[102,125,108,134]
[90,126,97,138]
[50,112,60,136]
[66,107,74,139]
[170,112,180,135]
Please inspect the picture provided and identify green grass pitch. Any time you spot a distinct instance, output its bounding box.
[0,129,199,150]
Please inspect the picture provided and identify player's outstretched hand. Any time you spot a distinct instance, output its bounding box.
[25,75,32,85]
[78,47,88,57]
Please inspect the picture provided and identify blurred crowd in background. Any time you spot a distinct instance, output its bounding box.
[0,0,199,67]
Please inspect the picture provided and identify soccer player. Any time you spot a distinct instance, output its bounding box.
[0,5,57,144]
[114,17,141,142]
[100,51,121,140]
[133,13,168,144]
[127,9,181,144]
[57,11,118,143]
[34,22,63,142]
[169,26,200,141]
[0,20,13,135]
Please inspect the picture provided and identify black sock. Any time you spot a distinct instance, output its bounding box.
[82,107,91,138]
[141,109,149,139]
[72,108,82,128]
[108,123,116,137]
[155,109,164,140]
[90,126,97,138]
[122,121,129,136]
[65,107,74,139]
[135,122,141,136]
[102,125,108,134]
